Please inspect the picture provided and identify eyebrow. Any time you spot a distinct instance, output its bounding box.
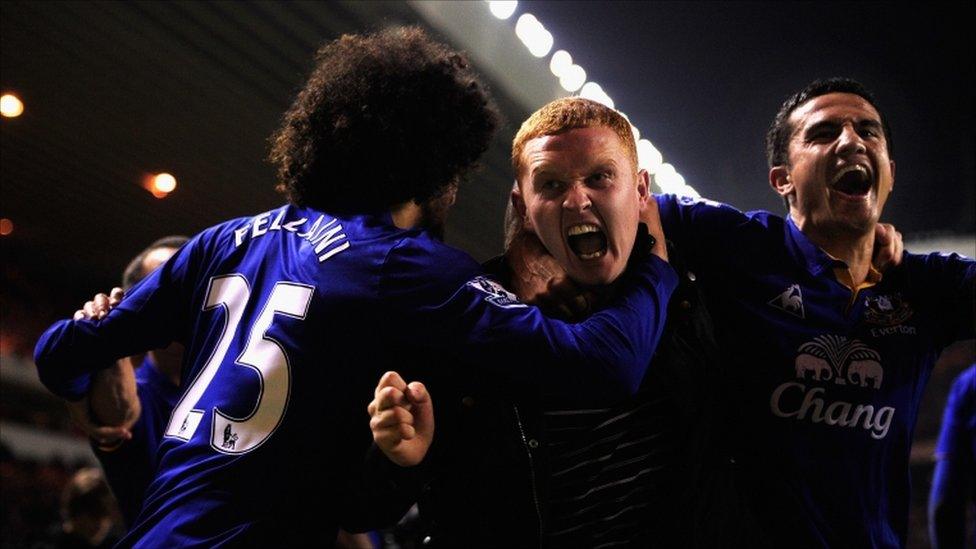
[803,118,883,138]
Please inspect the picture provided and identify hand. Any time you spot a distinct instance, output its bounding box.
[506,231,592,320]
[73,287,124,321]
[65,396,133,448]
[872,223,904,271]
[639,197,669,262]
[367,371,433,467]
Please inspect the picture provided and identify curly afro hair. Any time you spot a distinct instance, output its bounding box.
[269,27,499,213]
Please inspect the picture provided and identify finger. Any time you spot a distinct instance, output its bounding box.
[370,407,413,431]
[89,425,132,444]
[405,382,430,405]
[375,386,407,411]
[93,294,111,318]
[109,287,125,305]
[73,309,85,321]
[407,382,435,436]
[374,371,407,398]
[373,430,405,450]
[874,222,888,240]
[397,422,417,441]
[83,301,97,319]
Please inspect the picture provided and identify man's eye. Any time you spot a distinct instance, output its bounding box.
[542,180,561,191]
[589,172,611,185]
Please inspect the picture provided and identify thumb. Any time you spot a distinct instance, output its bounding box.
[405,381,429,405]
[406,382,434,435]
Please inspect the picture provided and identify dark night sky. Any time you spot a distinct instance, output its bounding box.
[526,2,975,236]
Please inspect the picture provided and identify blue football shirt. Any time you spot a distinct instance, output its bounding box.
[35,205,676,547]
[657,194,975,548]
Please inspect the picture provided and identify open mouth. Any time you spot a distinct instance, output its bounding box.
[567,223,608,260]
[831,165,872,197]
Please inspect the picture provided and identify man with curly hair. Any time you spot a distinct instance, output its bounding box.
[34,27,677,546]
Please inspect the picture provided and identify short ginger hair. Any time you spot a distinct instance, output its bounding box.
[511,97,638,182]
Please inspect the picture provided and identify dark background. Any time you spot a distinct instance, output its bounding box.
[1,2,973,546]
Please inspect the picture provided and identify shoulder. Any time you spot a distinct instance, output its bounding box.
[894,250,976,285]
[656,193,783,233]
[901,250,976,270]
[381,232,482,295]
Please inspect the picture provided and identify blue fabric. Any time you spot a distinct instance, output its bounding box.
[930,365,976,549]
[35,205,676,547]
[657,193,975,548]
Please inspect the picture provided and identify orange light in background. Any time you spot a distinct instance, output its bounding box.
[0,94,24,118]
[153,173,177,193]
[0,218,13,236]
[144,172,177,198]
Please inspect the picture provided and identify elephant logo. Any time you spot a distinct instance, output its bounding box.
[794,335,883,390]
[847,359,883,388]
[769,284,805,319]
[795,354,833,381]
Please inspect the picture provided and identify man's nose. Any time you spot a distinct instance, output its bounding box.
[562,182,591,212]
[836,125,867,157]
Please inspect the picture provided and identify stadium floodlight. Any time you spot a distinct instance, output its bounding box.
[147,172,177,198]
[487,0,518,20]
[153,173,177,193]
[0,94,24,118]
[678,184,701,199]
[579,82,614,109]
[515,14,553,58]
[550,50,572,77]
[558,64,586,92]
[637,139,662,173]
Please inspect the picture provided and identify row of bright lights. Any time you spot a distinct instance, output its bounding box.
[2,92,179,201]
[486,1,699,198]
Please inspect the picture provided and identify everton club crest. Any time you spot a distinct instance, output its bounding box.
[863,293,913,326]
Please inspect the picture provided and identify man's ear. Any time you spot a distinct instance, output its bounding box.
[889,160,895,194]
[769,165,793,199]
[636,169,650,211]
[511,182,533,232]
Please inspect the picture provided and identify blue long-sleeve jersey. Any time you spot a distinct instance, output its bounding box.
[657,194,975,549]
[35,205,676,547]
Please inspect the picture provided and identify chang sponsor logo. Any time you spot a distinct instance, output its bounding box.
[770,335,894,439]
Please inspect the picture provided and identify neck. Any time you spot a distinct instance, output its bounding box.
[790,211,875,285]
[390,200,422,229]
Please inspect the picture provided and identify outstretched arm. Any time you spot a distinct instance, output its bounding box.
[59,288,141,447]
